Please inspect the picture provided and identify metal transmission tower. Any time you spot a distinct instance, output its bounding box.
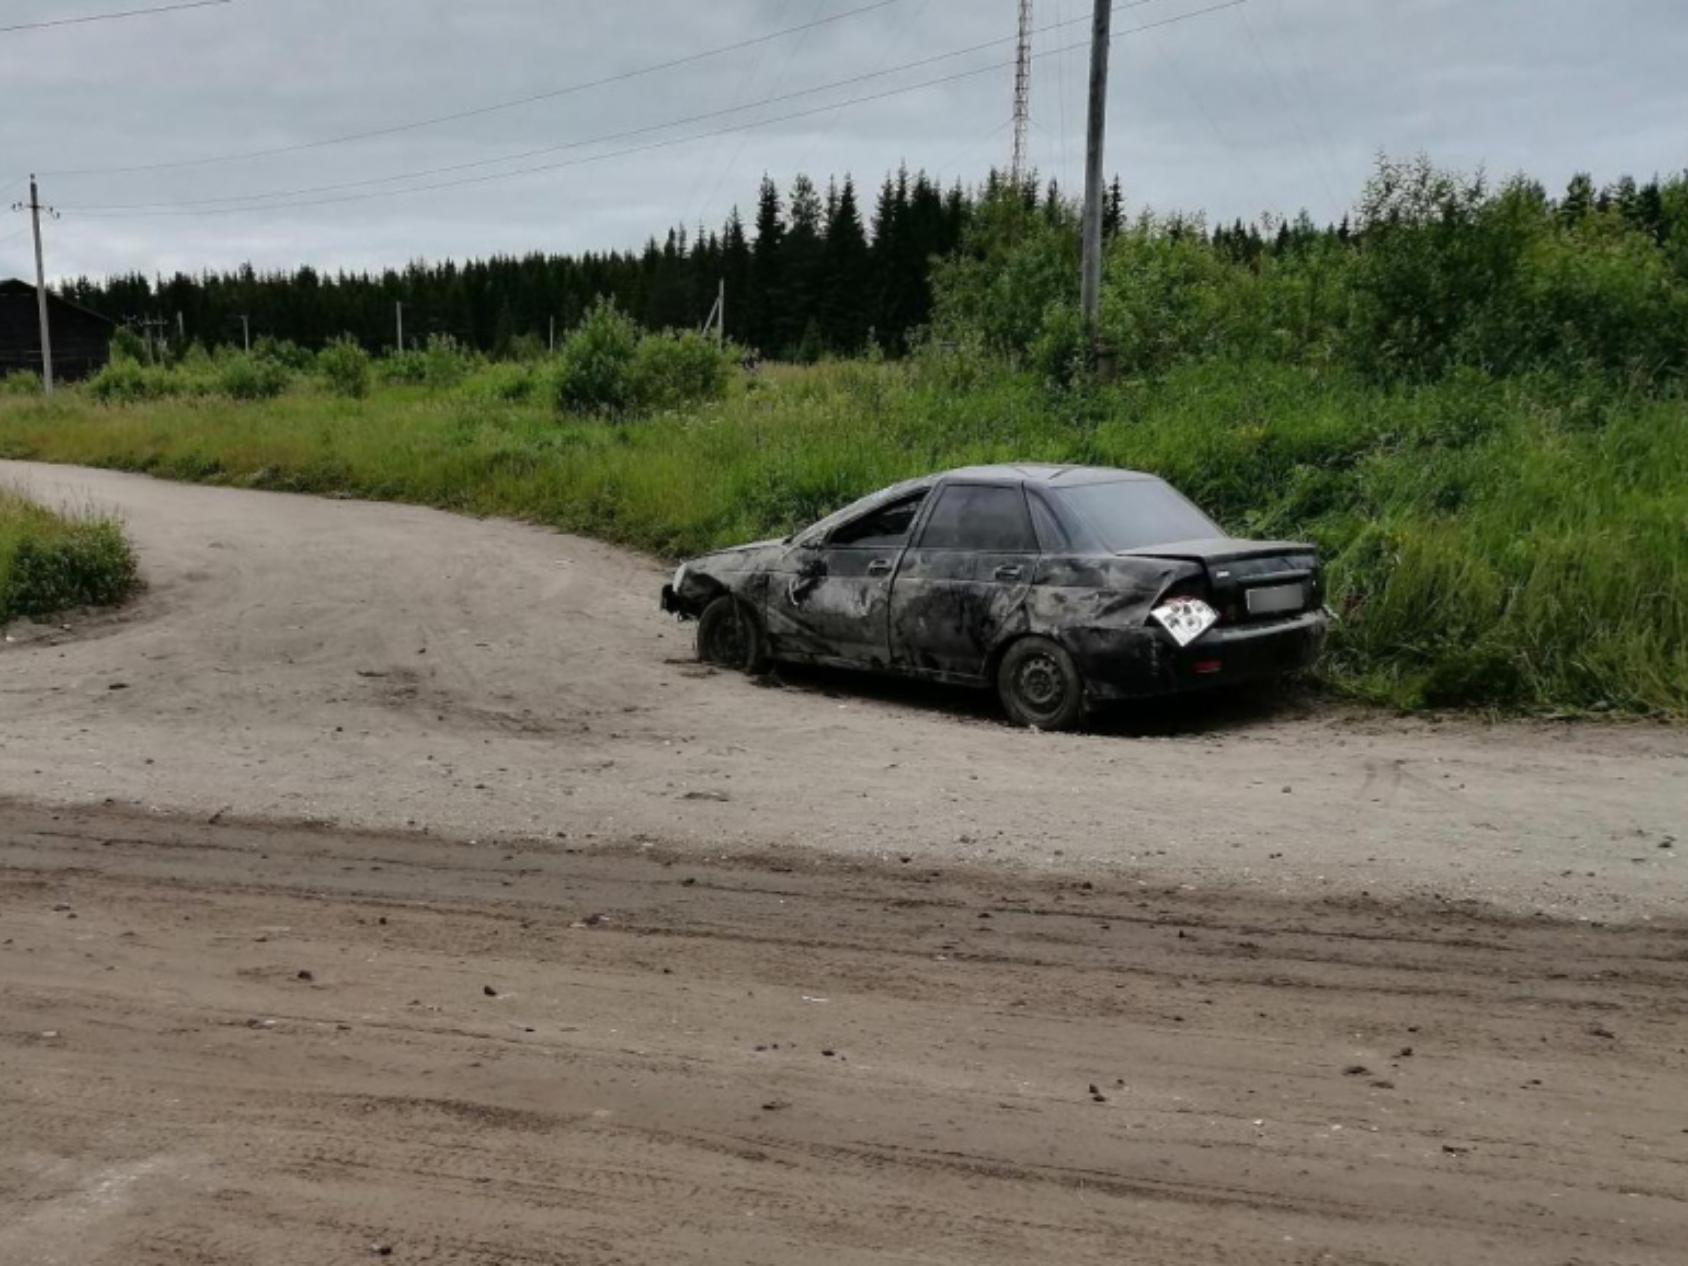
[1010,0,1034,185]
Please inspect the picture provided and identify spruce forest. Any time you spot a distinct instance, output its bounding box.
[60,168,1122,359]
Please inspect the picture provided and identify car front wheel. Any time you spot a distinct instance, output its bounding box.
[996,636,1085,731]
[696,596,767,673]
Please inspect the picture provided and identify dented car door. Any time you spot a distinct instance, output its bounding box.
[890,483,1039,679]
[763,493,926,669]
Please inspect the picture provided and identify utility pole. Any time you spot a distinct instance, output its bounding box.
[548,314,556,354]
[700,280,726,345]
[395,301,404,352]
[1079,0,1112,364]
[239,314,251,353]
[11,175,57,393]
[1011,0,1034,187]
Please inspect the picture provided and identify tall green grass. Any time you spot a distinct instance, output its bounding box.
[0,488,139,624]
[0,357,1680,715]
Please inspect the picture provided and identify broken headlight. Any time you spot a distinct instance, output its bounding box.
[1150,597,1219,648]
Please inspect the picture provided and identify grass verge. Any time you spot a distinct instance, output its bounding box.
[0,488,140,625]
[0,359,1681,716]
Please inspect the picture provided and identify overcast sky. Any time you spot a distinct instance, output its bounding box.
[1,0,1683,282]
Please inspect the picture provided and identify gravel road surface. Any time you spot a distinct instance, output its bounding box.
[2,461,1685,1265]
[1,461,1681,919]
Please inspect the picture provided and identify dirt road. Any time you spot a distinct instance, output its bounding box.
[2,463,1687,1263]
[3,800,1686,1266]
[0,461,1682,918]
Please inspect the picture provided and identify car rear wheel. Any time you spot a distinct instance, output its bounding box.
[696,596,767,673]
[996,636,1085,731]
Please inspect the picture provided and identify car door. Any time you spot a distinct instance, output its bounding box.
[763,492,927,669]
[890,482,1039,679]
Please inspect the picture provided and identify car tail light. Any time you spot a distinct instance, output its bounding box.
[1151,597,1219,647]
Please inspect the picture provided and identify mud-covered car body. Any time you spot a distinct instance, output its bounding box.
[661,465,1328,705]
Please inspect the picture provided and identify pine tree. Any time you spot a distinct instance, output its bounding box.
[1560,173,1596,226]
[749,176,787,356]
[720,208,752,345]
[783,174,826,357]
[1104,177,1124,238]
[822,176,871,352]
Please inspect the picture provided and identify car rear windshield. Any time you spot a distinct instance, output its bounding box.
[1053,480,1223,551]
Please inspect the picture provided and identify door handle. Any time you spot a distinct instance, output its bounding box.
[867,559,894,577]
[994,565,1025,581]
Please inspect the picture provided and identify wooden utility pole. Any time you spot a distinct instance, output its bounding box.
[238,314,251,353]
[395,301,404,352]
[548,314,556,354]
[1079,0,1112,359]
[15,175,56,393]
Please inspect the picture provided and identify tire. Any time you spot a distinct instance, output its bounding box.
[696,596,768,673]
[996,636,1086,731]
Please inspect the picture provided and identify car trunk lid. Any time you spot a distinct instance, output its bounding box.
[1124,538,1323,625]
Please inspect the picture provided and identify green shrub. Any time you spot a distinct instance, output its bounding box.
[86,360,176,404]
[317,337,372,399]
[1,370,42,396]
[378,349,428,385]
[251,336,314,371]
[462,362,539,403]
[628,330,734,411]
[0,490,139,623]
[553,300,640,414]
[421,334,474,388]
[174,341,214,373]
[216,354,291,401]
[109,327,148,365]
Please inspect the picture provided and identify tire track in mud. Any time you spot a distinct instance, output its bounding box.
[3,802,1687,1265]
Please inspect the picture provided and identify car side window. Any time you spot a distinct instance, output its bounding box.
[828,493,927,549]
[917,485,1037,552]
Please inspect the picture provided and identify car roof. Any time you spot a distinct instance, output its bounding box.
[938,464,1156,487]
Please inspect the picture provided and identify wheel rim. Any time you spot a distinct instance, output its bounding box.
[1015,652,1067,717]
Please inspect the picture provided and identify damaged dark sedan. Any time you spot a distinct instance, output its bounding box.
[661,465,1329,730]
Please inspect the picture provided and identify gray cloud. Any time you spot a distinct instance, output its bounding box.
[2,0,1683,281]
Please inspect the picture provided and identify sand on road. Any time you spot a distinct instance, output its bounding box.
[1,460,1682,918]
[2,800,1686,1266]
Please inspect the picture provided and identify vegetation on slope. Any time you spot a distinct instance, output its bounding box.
[0,489,139,625]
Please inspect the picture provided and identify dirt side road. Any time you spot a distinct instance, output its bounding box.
[1,462,1682,919]
[3,801,1685,1266]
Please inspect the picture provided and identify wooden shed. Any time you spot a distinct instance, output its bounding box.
[0,279,115,382]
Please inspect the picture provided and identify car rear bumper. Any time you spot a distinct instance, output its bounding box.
[1078,609,1329,702]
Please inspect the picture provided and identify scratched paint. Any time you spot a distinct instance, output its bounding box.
[664,466,1329,711]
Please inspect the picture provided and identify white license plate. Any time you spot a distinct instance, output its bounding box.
[1246,583,1306,616]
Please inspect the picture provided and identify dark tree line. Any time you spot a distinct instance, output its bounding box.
[61,167,992,360]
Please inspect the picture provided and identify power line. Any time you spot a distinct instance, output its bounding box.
[64,0,1171,214]
[1237,1,1339,214]
[42,0,912,177]
[687,0,827,233]
[62,2,1251,220]
[0,0,231,36]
